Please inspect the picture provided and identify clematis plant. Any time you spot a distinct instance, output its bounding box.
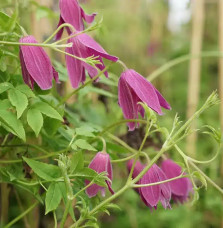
[0,1,222,228]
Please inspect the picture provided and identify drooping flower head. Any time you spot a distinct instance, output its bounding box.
[127,160,171,211]
[161,159,193,203]
[118,69,171,131]
[55,0,97,40]
[66,33,118,88]
[19,36,59,90]
[86,152,114,198]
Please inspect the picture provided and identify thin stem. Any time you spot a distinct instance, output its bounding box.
[53,211,57,228]
[0,40,71,48]
[111,154,138,163]
[147,51,223,82]
[189,161,223,195]
[58,63,113,106]
[73,181,94,199]
[133,174,189,188]
[117,60,128,70]
[4,201,38,228]
[96,136,107,152]
[43,23,75,44]
[60,200,72,228]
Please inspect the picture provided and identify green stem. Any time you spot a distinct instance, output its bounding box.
[147,51,223,82]
[60,200,72,228]
[58,63,113,106]
[4,201,38,228]
[0,40,71,48]
[132,174,189,188]
[53,211,57,228]
[189,161,223,195]
[43,23,75,44]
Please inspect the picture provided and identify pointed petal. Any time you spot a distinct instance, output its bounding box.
[122,70,163,115]
[80,7,97,23]
[65,39,84,88]
[140,165,160,207]
[77,33,118,62]
[19,49,34,89]
[52,67,60,84]
[154,88,171,110]
[85,181,105,198]
[161,159,189,196]
[55,16,65,41]
[118,76,139,131]
[19,36,56,90]
[60,0,84,31]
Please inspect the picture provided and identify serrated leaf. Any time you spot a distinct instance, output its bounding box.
[45,182,62,214]
[27,109,43,136]
[23,157,61,181]
[32,101,63,121]
[0,110,25,141]
[16,84,35,98]
[74,139,96,151]
[8,89,28,118]
[0,82,13,94]
[70,151,84,173]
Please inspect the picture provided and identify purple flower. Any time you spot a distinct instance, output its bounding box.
[118,69,171,131]
[127,160,171,211]
[86,152,114,198]
[65,33,118,88]
[55,0,97,40]
[161,159,193,203]
[19,36,59,90]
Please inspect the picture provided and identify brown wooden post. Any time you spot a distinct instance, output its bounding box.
[186,0,205,157]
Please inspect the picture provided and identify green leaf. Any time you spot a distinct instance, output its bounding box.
[23,157,61,181]
[8,89,28,118]
[70,151,84,173]
[32,101,63,121]
[0,100,11,110]
[0,110,25,141]
[16,85,35,98]
[74,139,96,151]
[27,109,43,136]
[75,126,95,137]
[0,82,13,94]
[45,182,62,214]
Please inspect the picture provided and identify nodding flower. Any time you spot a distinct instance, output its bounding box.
[65,33,118,88]
[118,69,171,131]
[161,159,193,204]
[19,36,59,90]
[127,160,171,211]
[86,152,114,198]
[55,0,97,40]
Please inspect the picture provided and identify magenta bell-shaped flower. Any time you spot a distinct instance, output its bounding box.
[55,0,97,40]
[86,152,114,198]
[127,160,171,211]
[118,69,171,131]
[65,33,118,88]
[19,36,59,90]
[161,159,193,203]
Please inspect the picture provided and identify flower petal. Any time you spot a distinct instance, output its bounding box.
[77,33,118,62]
[154,88,171,110]
[60,0,84,31]
[80,7,97,24]
[122,70,163,115]
[55,16,65,41]
[118,76,139,131]
[20,36,56,90]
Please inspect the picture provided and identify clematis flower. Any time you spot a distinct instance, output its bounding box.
[127,160,171,211]
[19,36,59,90]
[118,69,171,131]
[86,152,114,198]
[65,33,118,88]
[161,159,193,203]
[55,0,97,40]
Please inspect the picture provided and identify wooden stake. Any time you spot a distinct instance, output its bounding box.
[186,0,205,157]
